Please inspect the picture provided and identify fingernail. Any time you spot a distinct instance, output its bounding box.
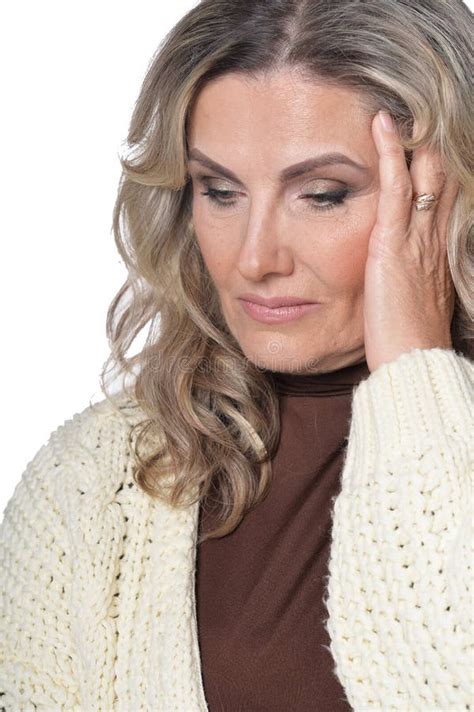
[379,110,395,133]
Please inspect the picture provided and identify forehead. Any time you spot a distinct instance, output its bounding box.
[187,70,374,162]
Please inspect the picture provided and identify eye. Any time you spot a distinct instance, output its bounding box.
[200,187,238,208]
[301,188,350,212]
[198,184,351,212]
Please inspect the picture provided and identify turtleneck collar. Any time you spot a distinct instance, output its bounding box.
[264,358,371,397]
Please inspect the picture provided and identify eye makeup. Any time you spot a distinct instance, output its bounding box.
[190,172,351,213]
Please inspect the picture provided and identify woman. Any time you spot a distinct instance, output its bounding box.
[1,0,472,709]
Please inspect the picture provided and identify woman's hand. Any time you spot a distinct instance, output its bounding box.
[363,110,459,373]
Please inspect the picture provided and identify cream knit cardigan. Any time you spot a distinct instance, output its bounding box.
[0,347,473,712]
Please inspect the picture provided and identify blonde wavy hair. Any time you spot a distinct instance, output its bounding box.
[100,0,473,543]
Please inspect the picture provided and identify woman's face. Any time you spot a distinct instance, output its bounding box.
[186,68,381,373]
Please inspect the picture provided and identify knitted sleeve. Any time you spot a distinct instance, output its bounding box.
[325,347,474,711]
[0,421,84,710]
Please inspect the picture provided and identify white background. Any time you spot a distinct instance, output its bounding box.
[1,0,472,512]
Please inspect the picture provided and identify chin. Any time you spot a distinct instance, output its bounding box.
[236,335,324,374]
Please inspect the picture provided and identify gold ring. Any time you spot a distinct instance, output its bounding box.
[413,192,437,211]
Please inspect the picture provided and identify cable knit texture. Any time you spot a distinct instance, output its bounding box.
[0,347,472,711]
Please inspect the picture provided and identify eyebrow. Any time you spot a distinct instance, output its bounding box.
[187,147,369,185]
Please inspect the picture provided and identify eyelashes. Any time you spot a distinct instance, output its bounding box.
[199,186,350,213]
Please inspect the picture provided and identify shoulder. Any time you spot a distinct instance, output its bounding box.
[3,393,154,528]
[49,392,155,494]
[48,391,147,449]
[34,392,145,470]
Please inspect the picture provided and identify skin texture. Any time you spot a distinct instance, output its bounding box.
[186,68,456,374]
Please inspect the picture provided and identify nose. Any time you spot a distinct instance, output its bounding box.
[236,201,294,282]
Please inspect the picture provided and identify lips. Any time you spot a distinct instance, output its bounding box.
[239,293,319,308]
[239,299,322,324]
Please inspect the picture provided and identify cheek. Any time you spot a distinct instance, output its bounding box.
[301,203,374,288]
[192,208,236,287]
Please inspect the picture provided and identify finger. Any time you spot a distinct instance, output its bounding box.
[437,174,460,238]
[371,110,414,245]
[409,118,460,243]
[409,119,446,213]
[429,172,460,247]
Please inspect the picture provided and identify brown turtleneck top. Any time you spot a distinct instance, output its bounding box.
[196,358,371,711]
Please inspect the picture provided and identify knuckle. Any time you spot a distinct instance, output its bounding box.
[431,165,446,183]
[391,177,413,198]
[382,142,400,159]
